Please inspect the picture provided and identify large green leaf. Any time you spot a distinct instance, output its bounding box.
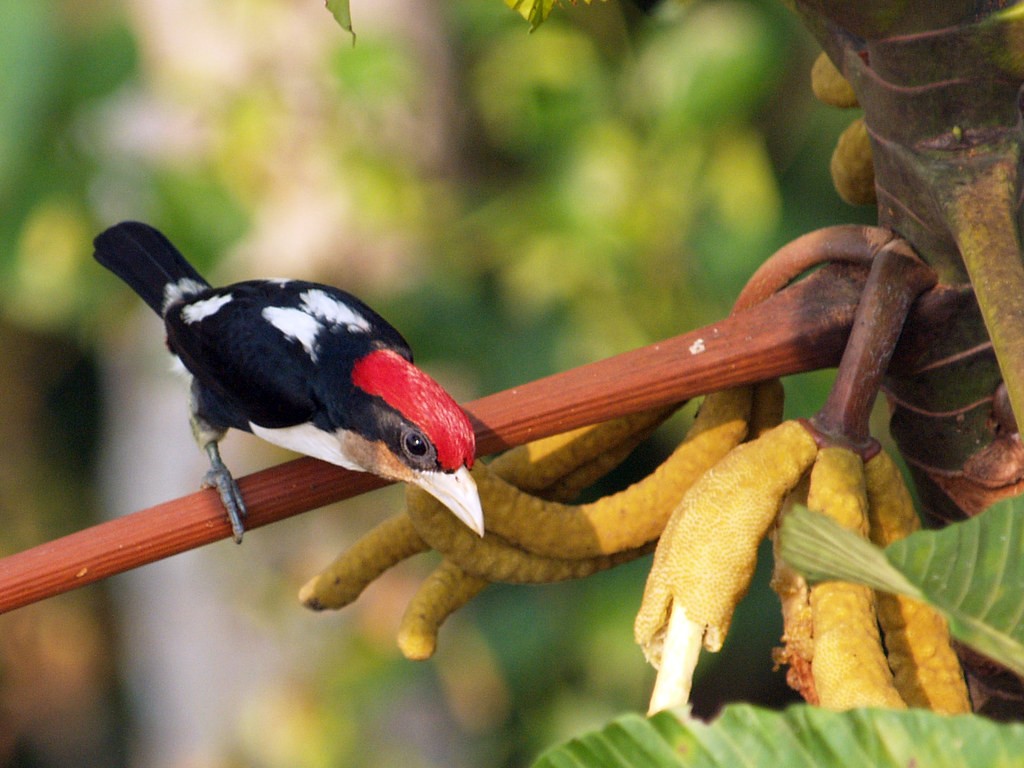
[532,704,1024,767]
[779,497,1024,677]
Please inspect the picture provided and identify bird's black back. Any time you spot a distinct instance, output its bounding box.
[165,280,414,434]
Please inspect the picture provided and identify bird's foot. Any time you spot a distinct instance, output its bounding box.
[202,442,247,543]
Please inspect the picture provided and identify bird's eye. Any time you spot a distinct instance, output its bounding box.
[402,428,430,459]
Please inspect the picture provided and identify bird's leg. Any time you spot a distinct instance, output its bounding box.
[201,440,247,543]
[190,404,247,544]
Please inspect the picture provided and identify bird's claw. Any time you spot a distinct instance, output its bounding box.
[202,442,247,543]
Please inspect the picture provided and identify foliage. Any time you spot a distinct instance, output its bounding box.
[504,0,605,29]
[325,0,355,39]
[780,498,1024,679]
[533,704,1024,767]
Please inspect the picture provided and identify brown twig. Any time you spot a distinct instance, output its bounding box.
[811,239,937,453]
[732,224,893,312]
[0,263,868,615]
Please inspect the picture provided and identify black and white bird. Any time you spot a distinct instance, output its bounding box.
[94,221,483,543]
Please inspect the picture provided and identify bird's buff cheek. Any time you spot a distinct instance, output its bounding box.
[355,436,419,484]
[335,431,484,536]
[329,429,420,484]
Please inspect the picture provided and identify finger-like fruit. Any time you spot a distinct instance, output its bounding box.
[864,450,971,713]
[806,447,905,710]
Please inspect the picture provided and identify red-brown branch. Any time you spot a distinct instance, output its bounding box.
[0,264,869,615]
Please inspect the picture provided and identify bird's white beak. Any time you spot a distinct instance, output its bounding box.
[413,466,485,537]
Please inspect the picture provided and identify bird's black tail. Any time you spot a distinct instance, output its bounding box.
[93,221,210,315]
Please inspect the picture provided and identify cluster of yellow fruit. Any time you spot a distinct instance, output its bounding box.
[298,383,764,660]
[633,385,968,713]
[300,373,968,715]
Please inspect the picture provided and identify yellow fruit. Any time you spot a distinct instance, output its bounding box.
[811,51,859,108]
[299,514,427,610]
[864,451,971,713]
[830,117,876,206]
[636,419,818,660]
[770,475,816,702]
[479,389,751,560]
[488,405,677,501]
[397,559,488,660]
[806,447,905,710]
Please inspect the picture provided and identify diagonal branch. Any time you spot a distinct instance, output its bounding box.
[0,263,869,615]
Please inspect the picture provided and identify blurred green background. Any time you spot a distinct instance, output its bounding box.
[0,0,871,765]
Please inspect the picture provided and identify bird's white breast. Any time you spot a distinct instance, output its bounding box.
[249,421,365,472]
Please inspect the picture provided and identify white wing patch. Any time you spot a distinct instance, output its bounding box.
[181,293,233,324]
[261,288,371,361]
[162,277,208,313]
[300,289,371,333]
[262,306,322,360]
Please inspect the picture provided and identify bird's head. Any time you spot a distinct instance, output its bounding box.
[350,349,484,536]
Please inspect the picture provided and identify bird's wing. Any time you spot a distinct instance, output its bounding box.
[164,280,411,433]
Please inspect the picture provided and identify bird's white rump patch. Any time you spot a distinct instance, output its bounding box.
[162,277,208,313]
[168,353,191,378]
[181,293,233,324]
[300,289,371,333]
[261,306,322,360]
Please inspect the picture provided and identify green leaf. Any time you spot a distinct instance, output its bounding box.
[325,0,355,41]
[504,0,605,30]
[777,506,922,598]
[779,498,1024,677]
[534,713,688,767]
[532,704,1024,767]
[505,0,557,29]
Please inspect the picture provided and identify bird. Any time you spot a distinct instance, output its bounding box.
[93,221,484,543]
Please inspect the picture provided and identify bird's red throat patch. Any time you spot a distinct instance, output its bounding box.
[351,349,476,471]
